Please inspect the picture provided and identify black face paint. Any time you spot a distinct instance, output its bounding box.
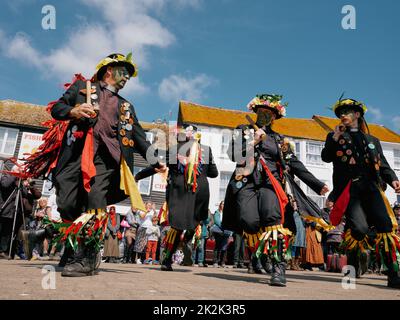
[256,108,273,127]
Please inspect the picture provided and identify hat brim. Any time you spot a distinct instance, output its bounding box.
[253,105,283,119]
[97,61,136,80]
[334,104,365,118]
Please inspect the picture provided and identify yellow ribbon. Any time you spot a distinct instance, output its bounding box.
[379,187,398,232]
[120,156,145,212]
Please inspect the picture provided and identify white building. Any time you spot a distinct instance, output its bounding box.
[178,101,400,213]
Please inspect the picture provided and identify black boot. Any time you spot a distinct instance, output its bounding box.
[248,254,263,274]
[161,253,173,271]
[122,243,130,264]
[58,246,74,268]
[347,250,361,278]
[270,261,287,287]
[384,256,400,289]
[260,255,273,274]
[182,241,193,266]
[61,244,96,277]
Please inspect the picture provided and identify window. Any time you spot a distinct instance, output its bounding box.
[133,166,152,195]
[219,172,232,202]
[306,184,327,209]
[42,179,55,197]
[394,149,400,170]
[0,127,19,156]
[306,142,323,166]
[295,142,300,159]
[220,132,230,157]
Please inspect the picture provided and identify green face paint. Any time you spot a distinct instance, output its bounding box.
[112,66,130,89]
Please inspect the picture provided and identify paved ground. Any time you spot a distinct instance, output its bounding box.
[1,259,400,300]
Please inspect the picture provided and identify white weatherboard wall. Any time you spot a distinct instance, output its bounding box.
[195,125,400,214]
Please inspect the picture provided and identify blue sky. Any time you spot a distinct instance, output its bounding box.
[0,0,399,132]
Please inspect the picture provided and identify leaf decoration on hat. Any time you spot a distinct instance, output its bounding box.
[126,52,133,63]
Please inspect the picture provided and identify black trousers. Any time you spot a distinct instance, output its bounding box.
[233,233,245,265]
[236,182,281,233]
[345,178,393,241]
[53,145,119,221]
[0,216,23,257]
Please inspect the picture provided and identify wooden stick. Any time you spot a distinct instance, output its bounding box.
[245,115,266,140]
[86,81,91,105]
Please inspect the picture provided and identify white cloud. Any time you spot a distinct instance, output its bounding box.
[0,0,203,96]
[368,106,383,122]
[3,32,44,69]
[158,74,217,103]
[392,116,400,131]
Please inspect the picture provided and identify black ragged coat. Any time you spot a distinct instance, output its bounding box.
[321,131,397,202]
[166,142,218,230]
[222,125,325,234]
[50,79,156,205]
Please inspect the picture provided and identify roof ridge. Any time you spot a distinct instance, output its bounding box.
[0,99,46,108]
[180,100,249,114]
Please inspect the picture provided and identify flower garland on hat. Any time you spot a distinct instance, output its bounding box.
[247,94,288,118]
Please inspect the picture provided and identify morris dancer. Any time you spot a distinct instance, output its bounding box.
[222,94,329,286]
[322,98,400,288]
[30,53,165,277]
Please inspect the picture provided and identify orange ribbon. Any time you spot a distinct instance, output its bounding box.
[259,158,289,224]
[81,127,96,192]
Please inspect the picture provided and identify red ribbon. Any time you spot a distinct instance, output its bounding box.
[259,158,289,224]
[81,127,96,192]
[330,180,352,226]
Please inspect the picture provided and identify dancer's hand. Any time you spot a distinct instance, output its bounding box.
[155,163,167,174]
[320,185,329,195]
[250,128,266,146]
[325,199,334,209]
[393,180,400,193]
[333,124,345,141]
[69,103,95,119]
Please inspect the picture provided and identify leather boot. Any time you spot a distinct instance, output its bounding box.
[58,246,74,268]
[21,227,53,260]
[347,250,361,278]
[161,253,174,271]
[182,241,193,266]
[270,261,287,287]
[260,255,273,274]
[122,243,130,264]
[248,254,263,274]
[61,244,96,277]
[292,257,301,271]
[383,255,400,289]
[287,259,293,270]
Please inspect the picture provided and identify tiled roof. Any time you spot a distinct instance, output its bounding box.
[272,118,328,141]
[0,100,51,128]
[179,101,400,143]
[178,101,257,129]
[0,100,168,132]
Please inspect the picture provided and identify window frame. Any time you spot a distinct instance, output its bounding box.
[0,127,19,157]
[306,141,324,166]
[133,166,152,196]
